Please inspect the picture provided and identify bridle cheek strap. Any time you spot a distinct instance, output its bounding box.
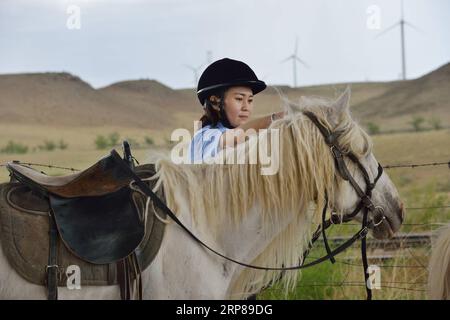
[302,111,386,301]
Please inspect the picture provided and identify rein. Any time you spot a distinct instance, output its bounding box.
[111,111,386,299]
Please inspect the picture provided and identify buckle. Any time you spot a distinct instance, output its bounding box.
[45,265,63,284]
[46,264,59,272]
[46,265,61,281]
[357,227,369,239]
[330,145,343,158]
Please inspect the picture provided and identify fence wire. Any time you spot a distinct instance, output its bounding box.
[305,256,429,270]
[1,159,449,172]
[266,283,427,293]
[383,161,449,169]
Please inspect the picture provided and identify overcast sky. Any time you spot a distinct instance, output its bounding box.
[0,0,449,89]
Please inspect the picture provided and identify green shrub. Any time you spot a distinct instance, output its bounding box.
[144,136,155,146]
[409,116,425,132]
[95,133,124,149]
[38,140,56,151]
[58,139,68,150]
[0,141,29,154]
[108,132,120,146]
[366,122,380,135]
[36,139,68,151]
[429,117,442,130]
[95,135,109,149]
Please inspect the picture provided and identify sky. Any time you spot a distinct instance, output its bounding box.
[0,0,449,89]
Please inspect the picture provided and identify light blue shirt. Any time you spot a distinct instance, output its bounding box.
[189,122,229,163]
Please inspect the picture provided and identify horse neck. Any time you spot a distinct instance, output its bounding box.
[150,120,334,298]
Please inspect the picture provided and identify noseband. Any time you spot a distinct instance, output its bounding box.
[112,112,387,300]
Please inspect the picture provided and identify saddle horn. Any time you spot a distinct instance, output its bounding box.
[122,140,134,170]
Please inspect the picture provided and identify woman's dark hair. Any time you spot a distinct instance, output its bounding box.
[199,88,233,128]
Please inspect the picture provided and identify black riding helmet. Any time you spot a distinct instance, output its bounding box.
[197,58,267,105]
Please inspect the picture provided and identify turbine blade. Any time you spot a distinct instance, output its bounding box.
[295,57,309,68]
[405,21,422,33]
[294,37,298,55]
[280,55,292,64]
[374,22,400,39]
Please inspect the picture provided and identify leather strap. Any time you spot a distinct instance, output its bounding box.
[321,194,335,264]
[117,253,142,300]
[361,209,372,300]
[131,252,143,300]
[117,258,127,299]
[116,141,142,300]
[107,263,117,285]
[47,211,59,300]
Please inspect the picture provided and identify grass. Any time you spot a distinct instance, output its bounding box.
[0,124,175,181]
[258,243,430,300]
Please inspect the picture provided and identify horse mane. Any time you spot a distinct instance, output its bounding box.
[428,224,450,300]
[149,89,373,299]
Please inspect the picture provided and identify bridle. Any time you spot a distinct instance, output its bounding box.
[111,110,386,300]
[301,110,385,300]
[302,110,385,226]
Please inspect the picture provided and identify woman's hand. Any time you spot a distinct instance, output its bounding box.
[219,111,286,149]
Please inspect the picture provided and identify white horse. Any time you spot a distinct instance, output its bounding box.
[0,88,405,299]
[428,224,450,300]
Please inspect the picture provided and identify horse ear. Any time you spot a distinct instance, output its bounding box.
[334,86,351,113]
[334,86,351,115]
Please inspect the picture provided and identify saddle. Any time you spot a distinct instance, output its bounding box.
[0,145,167,299]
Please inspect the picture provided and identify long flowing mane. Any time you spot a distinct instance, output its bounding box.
[149,92,373,298]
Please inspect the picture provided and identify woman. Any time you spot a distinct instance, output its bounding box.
[189,58,284,163]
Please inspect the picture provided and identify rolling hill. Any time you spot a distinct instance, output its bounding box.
[0,62,448,133]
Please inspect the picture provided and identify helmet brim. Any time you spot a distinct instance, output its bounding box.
[197,80,266,105]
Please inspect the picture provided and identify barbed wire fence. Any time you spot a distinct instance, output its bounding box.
[0,158,449,298]
[261,159,449,299]
[0,159,449,171]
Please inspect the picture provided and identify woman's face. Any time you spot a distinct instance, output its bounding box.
[223,86,254,127]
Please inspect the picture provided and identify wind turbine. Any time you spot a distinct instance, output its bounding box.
[375,0,420,80]
[184,51,212,86]
[281,37,309,88]
[184,63,204,85]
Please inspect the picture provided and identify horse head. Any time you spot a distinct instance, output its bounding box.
[292,87,404,239]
